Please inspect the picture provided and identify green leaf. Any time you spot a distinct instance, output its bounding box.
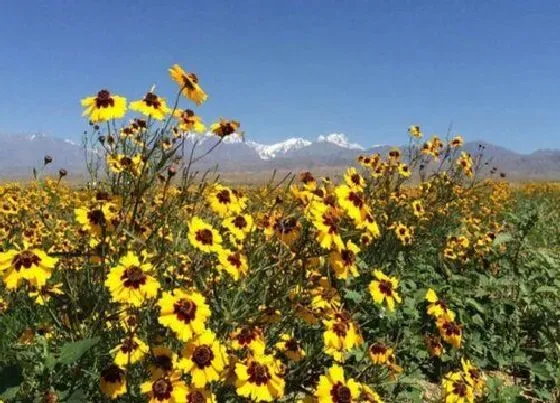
[465,298,485,314]
[57,337,100,365]
[535,285,557,296]
[0,386,20,400]
[344,289,362,303]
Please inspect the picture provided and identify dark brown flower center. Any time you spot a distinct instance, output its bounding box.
[152,378,172,400]
[216,190,231,204]
[369,343,388,355]
[120,337,139,353]
[12,250,42,271]
[274,217,297,234]
[121,266,147,288]
[340,249,355,266]
[247,362,271,386]
[332,321,349,337]
[300,171,315,184]
[101,364,124,383]
[87,209,106,225]
[443,321,461,336]
[143,92,162,109]
[378,279,393,296]
[331,382,352,403]
[153,353,173,372]
[285,338,299,352]
[195,229,214,246]
[348,191,364,208]
[96,90,115,108]
[322,211,340,233]
[233,216,248,229]
[174,299,197,323]
[192,345,214,368]
[188,390,206,403]
[452,380,467,397]
[227,253,242,268]
[351,173,361,185]
[236,327,258,345]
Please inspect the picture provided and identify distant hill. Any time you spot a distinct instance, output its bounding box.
[0,133,559,181]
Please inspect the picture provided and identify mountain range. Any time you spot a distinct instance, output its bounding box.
[0,133,559,181]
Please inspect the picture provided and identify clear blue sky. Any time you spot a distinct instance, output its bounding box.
[1,1,559,152]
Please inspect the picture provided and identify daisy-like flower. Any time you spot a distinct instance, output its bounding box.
[309,202,345,251]
[368,342,393,365]
[235,353,285,402]
[442,371,474,403]
[130,91,170,120]
[81,89,127,122]
[359,384,384,402]
[425,335,444,357]
[188,217,222,253]
[177,330,228,388]
[461,358,485,394]
[169,64,208,105]
[344,167,365,190]
[148,346,178,379]
[112,335,149,367]
[207,184,244,218]
[173,109,206,133]
[335,184,368,224]
[436,313,463,349]
[222,213,254,241]
[450,135,464,148]
[412,200,425,218]
[408,125,423,138]
[106,154,144,176]
[230,326,266,355]
[28,283,63,305]
[275,333,305,362]
[425,288,455,320]
[210,118,240,138]
[105,251,160,307]
[329,240,360,280]
[99,364,127,400]
[0,246,58,289]
[273,216,302,247]
[314,364,361,403]
[323,311,363,362]
[391,222,413,245]
[369,269,402,312]
[217,248,248,280]
[397,163,411,177]
[74,202,118,236]
[457,152,474,177]
[157,288,211,342]
[140,372,187,403]
[183,386,216,403]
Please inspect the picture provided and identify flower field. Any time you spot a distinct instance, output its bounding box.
[0,66,559,402]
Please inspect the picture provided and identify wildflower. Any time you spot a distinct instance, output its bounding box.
[169,64,208,105]
[28,283,63,305]
[408,125,423,138]
[425,288,455,320]
[368,342,392,365]
[450,136,464,148]
[397,163,411,177]
[275,333,305,362]
[329,240,360,279]
[112,335,149,367]
[105,251,160,307]
[273,216,301,247]
[309,202,344,251]
[359,384,384,402]
[81,90,127,122]
[148,346,178,379]
[208,184,244,217]
[457,152,473,177]
[140,372,187,403]
[442,371,474,403]
[335,184,367,223]
[436,313,463,349]
[323,311,363,362]
[178,330,228,388]
[74,202,117,235]
[344,167,365,189]
[461,358,485,393]
[392,222,413,245]
[130,91,170,120]
[174,109,206,133]
[106,154,144,176]
[230,326,266,354]
[188,217,222,253]
[412,200,424,218]
[235,353,286,402]
[217,248,248,280]
[183,386,216,403]
[0,247,58,289]
[157,288,211,342]
[314,364,361,402]
[222,213,253,240]
[369,269,401,312]
[425,335,444,357]
[210,118,240,138]
[99,364,127,400]
[257,305,282,324]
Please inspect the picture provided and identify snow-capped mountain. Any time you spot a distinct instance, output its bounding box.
[316,133,365,150]
[247,138,312,160]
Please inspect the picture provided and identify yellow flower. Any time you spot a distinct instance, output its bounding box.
[329,240,360,279]
[183,386,216,403]
[408,125,423,138]
[140,372,187,403]
[392,222,413,245]
[412,200,425,218]
[461,358,485,393]
[157,288,211,342]
[450,136,464,148]
[397,163,411,177]
[323,312,363,362]
[425,288,455,320]
[230,326,266,355]
[344,167,365,189]
[208,184,244,217]
[217,248,248,280]
[99,364,127,400]
[169,64,208,105]
[425,335,445,357]
[173,109,206,133]
[457,152,473,177]
[309,202,345,251]
[368,342,392,365]
[81,90,127,122]
[359,384,384,402]
[130,91,170,120]
[177,330,228,388]
[28,283,63,305]
[314,364,361,402]
[235,353,285,402]
[369,270,401,312]
[335,184,368,224]
[222,213,254,240]
[0,247,58,289]
[74,202,118,236]
[210,118,240,138]
[148,346,178,379]
[105,251,160,307]
[442,371,474,403]
[188,217,222,253]
[436,313,463,349]
[106,154,144,176]
[112,335,149,367]
[275,333,305,362]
